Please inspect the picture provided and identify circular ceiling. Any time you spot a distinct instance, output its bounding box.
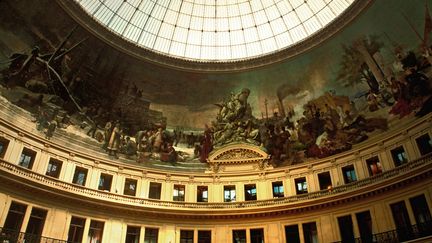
[75,0,354,61]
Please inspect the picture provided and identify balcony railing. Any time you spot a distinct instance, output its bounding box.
[0,153,430,210]
[0,227,67,243]
[333,221,432,243]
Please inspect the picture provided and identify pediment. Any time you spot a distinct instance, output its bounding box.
[208,143,270,164]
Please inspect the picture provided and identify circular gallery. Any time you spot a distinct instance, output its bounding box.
[0,0,431,242]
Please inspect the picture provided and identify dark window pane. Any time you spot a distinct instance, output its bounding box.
[126,225,140,243]
[98,173,113,191]
[416,134,432,156]
[245,184,257,201]
[233,229,246,243]
[356,211,373,243]
[46,158,62,178]
[124,179,138,196]
[144,228,158,243]
[197,186,208,202]
[342,165,357,184]
[302,222,318,243]
[68,216,86,243]
[409,194,432,237]
[88,220,104,243]
[318,172,332,190]
[23,208,47,243]
[72,167,88,186]
[3,201,27,231]
[250,228,264,243]
[0,138,10,159]
[391,146,408,166]
[180,230,194,243]
[149,182,162,199]
[338,215,354,242]
[285,225,300,243]
[391,201,412,241]
[198,230,211,243]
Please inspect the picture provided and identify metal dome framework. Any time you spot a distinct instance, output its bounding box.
[76,0,354,61]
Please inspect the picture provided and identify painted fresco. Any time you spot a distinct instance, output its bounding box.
[0,0,431,166]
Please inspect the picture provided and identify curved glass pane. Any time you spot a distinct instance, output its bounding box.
[76,0,354,61]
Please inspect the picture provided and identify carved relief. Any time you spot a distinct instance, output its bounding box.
[215,148,263,161]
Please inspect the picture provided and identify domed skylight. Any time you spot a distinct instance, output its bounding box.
[76,0,354,61]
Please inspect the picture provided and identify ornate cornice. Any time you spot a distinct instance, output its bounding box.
[55,0,374,73]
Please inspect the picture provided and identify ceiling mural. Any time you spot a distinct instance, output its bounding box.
[0,0,431,166]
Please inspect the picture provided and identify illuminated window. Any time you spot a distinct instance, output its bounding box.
[244,184,257,201]
[18,148,36,169]
[272,181,284,198]
[197,186,208,202]
[224,185,236,202]
[342,165,357,184]
[72,166,88,186]
[46,158,62,178]
[173,184,185,201]
[366,156,382,176]
[295,177,307,195]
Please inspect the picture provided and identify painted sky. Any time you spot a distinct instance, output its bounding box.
[148,0,431,129]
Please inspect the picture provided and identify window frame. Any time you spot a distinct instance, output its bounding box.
[342,165,357,184]
[72,166,88,186]
[18,147,36,169]
[244,184,257,201]
[46,158,63,178]
[272,181,284,198]
[98,173,113,191]
[148,182,162,200]
[0,137,10,159]
[124,178,138,196]
[173,184,186,202]
[197,186,208,202]
[224,185,236,202]
[295,177,308,195]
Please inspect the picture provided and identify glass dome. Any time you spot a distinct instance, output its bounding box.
[76,0,354,61]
